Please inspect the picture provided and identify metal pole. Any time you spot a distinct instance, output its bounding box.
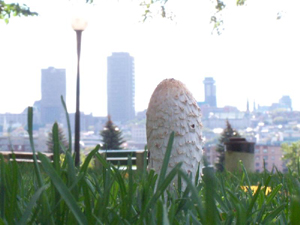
[74,30,82,167]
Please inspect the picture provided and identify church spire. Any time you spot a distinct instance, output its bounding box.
[247,98,250,113]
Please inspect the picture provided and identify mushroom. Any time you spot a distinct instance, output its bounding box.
[146,78,203,182]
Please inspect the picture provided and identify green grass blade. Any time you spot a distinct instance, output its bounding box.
[0,155,5,219]
[246,182,262,217]
[82,179,94,225]
[18,186,46,225]
[157,131,175,190]
[194,163,200,186]
[262,203,286,224]
[127,155,133,220]
[52,123,61,173]
[266,183,283,205]
[163,204,170,225]
[139,163,182,222]
[156,200,163,225]
[291,196,300,225]
[27,107,55,225]
[202,166,220,225]
[178,169,206,224]
[80,145,100,175]
[27,107,43,187]
[38,153,88,225]
[61,96,72,153]
[8,158,18,225]
[189,210,202,225]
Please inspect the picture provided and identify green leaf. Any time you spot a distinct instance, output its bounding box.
[266,184,283,205]
[246,182,262,217]
[80,145,100,175]
[52,123,61,173]
[0,155,6,219]
[61,96,72,153]
[178,169,206,224]
[38,153,88,225]
[18,186,46,225]
[157,131,175,190]
[163,204,170,225]
[263,203,286,224]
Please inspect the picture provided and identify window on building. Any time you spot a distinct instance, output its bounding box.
[271,156,275,160]
[263,156,268,160]
[255,149,260,153]
[256,156,260,161]
[263,149,268,153]
[271,149,275,153]
[255,162,260,167]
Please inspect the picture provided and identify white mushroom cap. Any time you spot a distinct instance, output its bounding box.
[146,78,203,179]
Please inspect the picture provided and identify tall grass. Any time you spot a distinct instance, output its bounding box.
[0,100,300,224]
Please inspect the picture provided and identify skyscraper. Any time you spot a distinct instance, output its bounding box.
[279,95,292,110]
[203,77,217,107]
[40,67,66,125]
[107,52,135,123]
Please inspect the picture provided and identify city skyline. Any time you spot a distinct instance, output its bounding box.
[1,0,300,116]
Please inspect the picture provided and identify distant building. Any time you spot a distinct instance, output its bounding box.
[204,143,287,173]
[131,124,147,145]
[203,77,217,107]
[254,144,286,173]
[40,67,66,125]
[107,52,135,123]
[279,95,292,111]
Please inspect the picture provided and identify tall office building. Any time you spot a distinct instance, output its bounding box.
[203,77,217,107]
[41,67,66,124]
[107,52,135,123]
[279,95,292,110]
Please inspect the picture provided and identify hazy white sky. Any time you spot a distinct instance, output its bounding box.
[1,0,300,116]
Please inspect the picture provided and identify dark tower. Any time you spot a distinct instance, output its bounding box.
[203,77,217,107]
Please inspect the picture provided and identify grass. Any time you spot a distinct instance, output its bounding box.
[1,99,300,224]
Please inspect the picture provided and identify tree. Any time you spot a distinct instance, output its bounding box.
[0,0,250,33]
[215,120,241,172]
[282,142,300,172]
[100,116,125,150]
[0,1,38,24]
[47,125,69,153]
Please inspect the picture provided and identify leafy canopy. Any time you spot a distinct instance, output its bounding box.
[282,141,300,171]
[0,1,38,24]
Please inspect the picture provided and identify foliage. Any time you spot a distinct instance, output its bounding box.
[282,141,300,171]
[1,105,300,224]
[215,120,241,172]
[0,0,248,34]
[100,115,125,150]
[0,1,37,24]
[46,125,68,153]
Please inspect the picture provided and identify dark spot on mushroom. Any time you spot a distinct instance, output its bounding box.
[191,124,195,129]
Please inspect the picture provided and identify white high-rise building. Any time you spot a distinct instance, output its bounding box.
[107,52,135,123]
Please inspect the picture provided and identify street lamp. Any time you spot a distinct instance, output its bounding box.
[72,16,88,167]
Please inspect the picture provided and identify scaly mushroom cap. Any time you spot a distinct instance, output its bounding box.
[146,78,203,177]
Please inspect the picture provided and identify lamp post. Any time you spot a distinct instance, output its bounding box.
[72,16,88,167]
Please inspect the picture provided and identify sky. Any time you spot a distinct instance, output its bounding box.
[1,0,300,116]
